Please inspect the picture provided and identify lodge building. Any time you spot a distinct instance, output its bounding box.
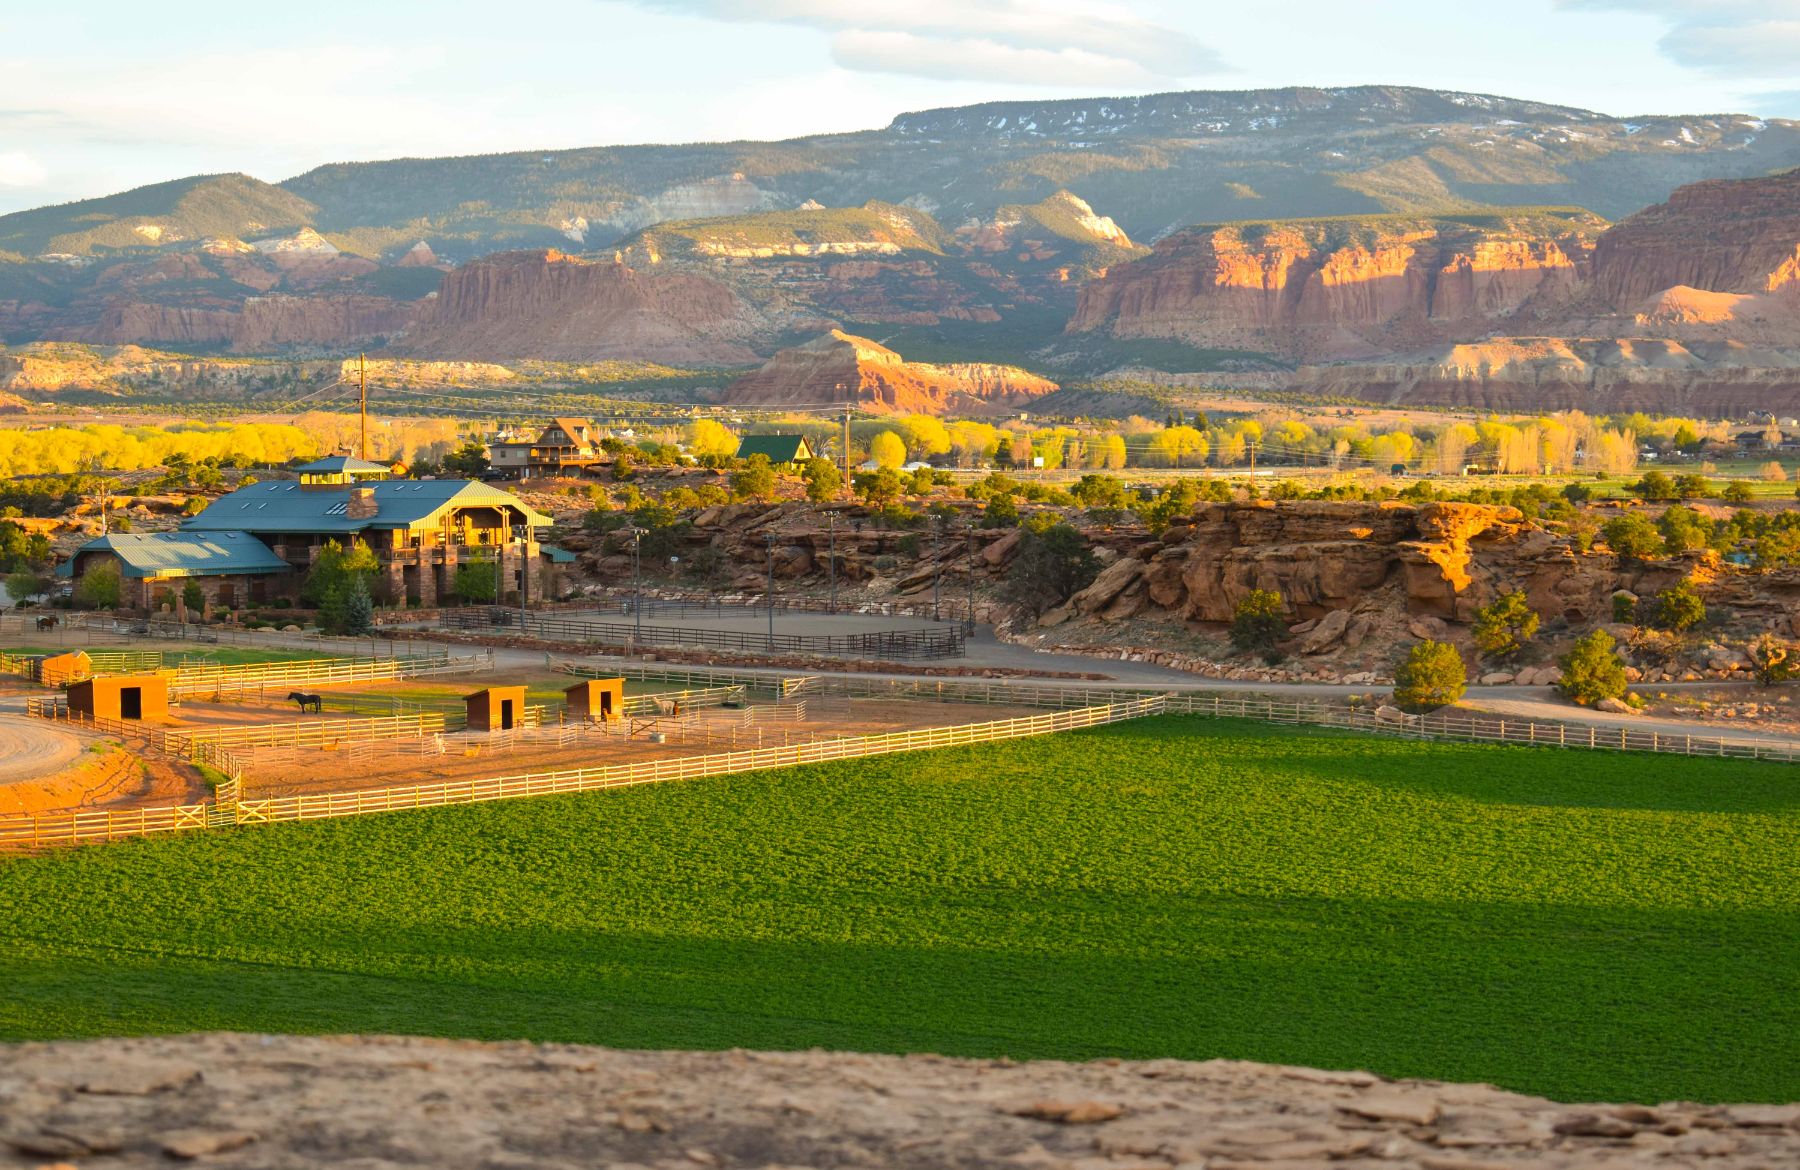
[64,456,552,613]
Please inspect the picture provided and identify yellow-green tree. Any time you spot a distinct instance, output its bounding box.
[685,419,740,460]
[869,430,907,469]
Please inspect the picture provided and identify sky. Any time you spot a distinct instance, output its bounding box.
[3,0,1799,213]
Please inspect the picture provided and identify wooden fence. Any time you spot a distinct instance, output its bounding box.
[227,696,1166,828]
[0,697,1165,850]
[167,652,486,698]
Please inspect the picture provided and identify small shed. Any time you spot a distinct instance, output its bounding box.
[68,674,168,722]
[37,650,92,688]
[564,678,624,723]
[464,685,527,732]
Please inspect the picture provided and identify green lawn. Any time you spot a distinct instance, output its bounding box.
[1,716,1795,1103]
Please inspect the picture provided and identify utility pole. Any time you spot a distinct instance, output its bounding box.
[358,352,368,462]
[965,530,976,635]
[1248,438,1256,476]
[629,527,643,646]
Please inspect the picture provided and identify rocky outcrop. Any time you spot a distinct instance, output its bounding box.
[395,250,766,364]
[1301,337,1800,414]
[7,1032,1797,1170]
[1070,213,1601,360]
[725,329,1057,414]
[59,294,413,351]
[1588,167,1800,307]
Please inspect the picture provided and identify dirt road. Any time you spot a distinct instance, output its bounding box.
[0,713,83,784]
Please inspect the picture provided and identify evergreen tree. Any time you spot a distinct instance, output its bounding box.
[342,575,374,636]
[1393,640,1467,713]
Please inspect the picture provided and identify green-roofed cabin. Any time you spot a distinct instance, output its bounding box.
[736,434,815,466]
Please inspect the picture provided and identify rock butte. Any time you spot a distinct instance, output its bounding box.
[0,1033,1793,1169]
[724,329,1058,415]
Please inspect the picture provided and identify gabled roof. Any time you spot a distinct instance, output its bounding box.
[72,531,292,579]
[183,479,551,535]
[736,434,813,463]
[294,455,391,474]
[544,418,596,444]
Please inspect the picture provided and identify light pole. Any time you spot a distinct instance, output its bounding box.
[827,511,837,614]
[931,513,943,621]
[628,527,643,644]
[513,523,528,636]
[765,532,777,651]
[965,529,976,635]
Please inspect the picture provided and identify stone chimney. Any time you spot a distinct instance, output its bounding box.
[346,487,378,520]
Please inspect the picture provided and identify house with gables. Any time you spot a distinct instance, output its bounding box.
[65,457,551,612]
[486,418,610,479]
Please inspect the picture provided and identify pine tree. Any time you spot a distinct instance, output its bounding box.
[342,575,374,636]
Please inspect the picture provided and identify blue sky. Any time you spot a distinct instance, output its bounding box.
[2,0,1798,213]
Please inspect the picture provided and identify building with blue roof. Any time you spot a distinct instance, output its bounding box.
[67,465,555,612]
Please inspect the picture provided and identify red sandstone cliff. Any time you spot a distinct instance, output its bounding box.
[1588,168,1800,306]
[1070,214,1599,360]
[724,330,1057,414]
[395,250,765,364]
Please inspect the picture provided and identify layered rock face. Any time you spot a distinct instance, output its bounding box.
[1589,167,1800,306]
[724,329,1057,413]
[1301,337,1800,414]
[1070,216,1598,360]
[1040,499,1632,637]
[394,250,766,364]
[64,295,413,351]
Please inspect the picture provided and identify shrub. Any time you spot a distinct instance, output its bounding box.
[1558,630,1628,706]
[1673,473,1714,500]
[1761,461,1788,483]
[1648,581,1706,632]
[1001,520,1097,619]
[181,580,205,614]
[1747,634,1795,687]
[729,454,776,502]
[1601,514,1665,561]
[1721,481,1753,504]
[979,494,1018,528]
[1392,641,1466,713]
[1471,590,1539,661]
[1228,590,1286,657]
[853,468,903,507]
[1611,591,1637,623]
[1632,470,1675,501]
[801,458,841,503]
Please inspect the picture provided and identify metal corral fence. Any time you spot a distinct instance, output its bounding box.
[581,590,975,627]
[552,657,801,699]
[446,607,967,660]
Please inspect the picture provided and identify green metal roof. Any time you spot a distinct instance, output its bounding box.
[540,544,577,564]
[184,479,551,535]
[735,434,813,464]
[72,531,292,579]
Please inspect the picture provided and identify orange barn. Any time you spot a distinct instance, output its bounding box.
[464,685,527,732]
[564,678,624,723]
[67,674,169,722]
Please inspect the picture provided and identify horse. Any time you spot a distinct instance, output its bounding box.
[34,615,57,631]
[287,691,322,714]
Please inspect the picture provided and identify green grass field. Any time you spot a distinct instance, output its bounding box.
[1,716,1795,1103]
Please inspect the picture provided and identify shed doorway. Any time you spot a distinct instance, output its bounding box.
[120,686,143,720]
[499,698,516,730]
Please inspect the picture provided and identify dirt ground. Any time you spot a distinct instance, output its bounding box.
[238,698,1042,799]
[2,1032,1794,1170]
[1635,686,1800,733]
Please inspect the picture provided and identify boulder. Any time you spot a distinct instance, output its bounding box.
[982,530,1022,566]
[1300,609,1352,655]
[1342,613,1375,649]
[1478,671,1515,685]
[1407,615,1449,641]
[1595,697,1636,715]
[1070,557,1146,619]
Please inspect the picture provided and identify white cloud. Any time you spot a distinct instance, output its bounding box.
[630,0,1223,84]
[1558,1,1800,75]
[0,151,48,188]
